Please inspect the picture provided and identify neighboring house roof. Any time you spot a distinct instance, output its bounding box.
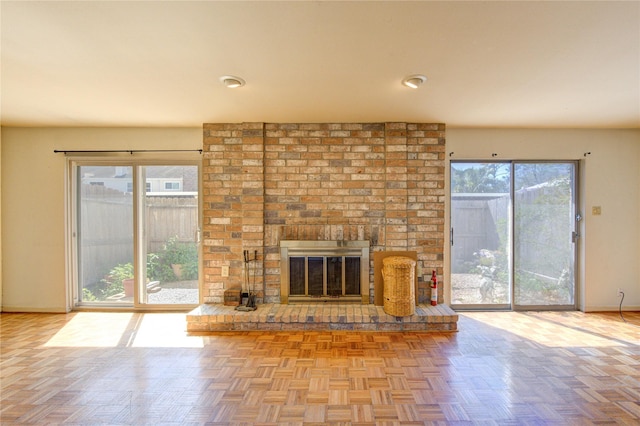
[81,166,198,192]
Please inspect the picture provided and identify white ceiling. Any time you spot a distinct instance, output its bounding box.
[1,1,639,128]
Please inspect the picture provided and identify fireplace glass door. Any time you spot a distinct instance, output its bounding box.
[289,256,361,298]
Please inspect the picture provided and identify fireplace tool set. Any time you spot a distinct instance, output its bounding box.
[235,249,258,311]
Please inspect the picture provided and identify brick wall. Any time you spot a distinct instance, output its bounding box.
[202,122,445,304]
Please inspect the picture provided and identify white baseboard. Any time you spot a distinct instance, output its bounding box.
[584,305,640,312]
[1,305,70,313]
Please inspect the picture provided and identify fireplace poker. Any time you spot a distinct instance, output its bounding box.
[246,250,257,309]
[244,249,248,296]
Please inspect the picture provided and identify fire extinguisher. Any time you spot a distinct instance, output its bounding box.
[430,270,438,306]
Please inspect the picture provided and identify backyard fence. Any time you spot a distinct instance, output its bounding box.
[452,184,571,280]
[79,185,198,286]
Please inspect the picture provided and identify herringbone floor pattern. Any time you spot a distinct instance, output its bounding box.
[1,310,639,425]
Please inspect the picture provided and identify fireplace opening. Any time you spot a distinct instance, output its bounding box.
[280,240,369,304]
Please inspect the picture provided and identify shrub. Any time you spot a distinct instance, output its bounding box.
[161,237,198,281]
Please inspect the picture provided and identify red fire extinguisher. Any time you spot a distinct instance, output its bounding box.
[430,270,438,306]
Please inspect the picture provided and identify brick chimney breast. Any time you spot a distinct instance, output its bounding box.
[202,122,445,305]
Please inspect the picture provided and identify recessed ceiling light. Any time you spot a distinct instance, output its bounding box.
[220,75,245,88]
[402,74,427,89]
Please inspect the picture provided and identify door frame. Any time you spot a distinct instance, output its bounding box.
[65,154,203,311]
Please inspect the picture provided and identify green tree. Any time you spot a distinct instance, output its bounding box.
[515,163,572,190]
[452,163,510,193]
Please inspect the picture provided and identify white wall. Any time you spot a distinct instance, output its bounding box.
[1,127,202,312]
[1,127,639,312]
[0,131,3,311]
[447,128,640,311]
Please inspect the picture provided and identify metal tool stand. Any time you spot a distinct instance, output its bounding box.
[235,250,258,311]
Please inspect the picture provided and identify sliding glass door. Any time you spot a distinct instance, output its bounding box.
[76,165,135,305]
[139,166,199,305]
[73,161,200,308]
[451,161,578,310]
[513,163,577,308]
[450,163,511,308]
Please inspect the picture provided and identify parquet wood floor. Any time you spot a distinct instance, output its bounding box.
[1,310,639,425]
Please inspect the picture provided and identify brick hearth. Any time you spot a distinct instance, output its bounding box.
[186,303,458,333]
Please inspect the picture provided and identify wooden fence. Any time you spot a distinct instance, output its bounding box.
[452,186,571,280]
[79,185,198,286]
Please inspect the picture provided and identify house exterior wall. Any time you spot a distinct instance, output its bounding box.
[202,122,446,304]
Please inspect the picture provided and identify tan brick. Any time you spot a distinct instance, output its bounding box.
[203,122,444,303]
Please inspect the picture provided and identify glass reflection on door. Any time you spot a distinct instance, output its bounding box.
[514,163,576,307]
[141,165,199,305]
[451,162,512,308]
[77,166,134,305]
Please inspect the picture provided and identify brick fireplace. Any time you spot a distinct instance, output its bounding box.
[202,122,445,305]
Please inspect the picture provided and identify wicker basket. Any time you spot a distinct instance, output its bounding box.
[382,256,416,316]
